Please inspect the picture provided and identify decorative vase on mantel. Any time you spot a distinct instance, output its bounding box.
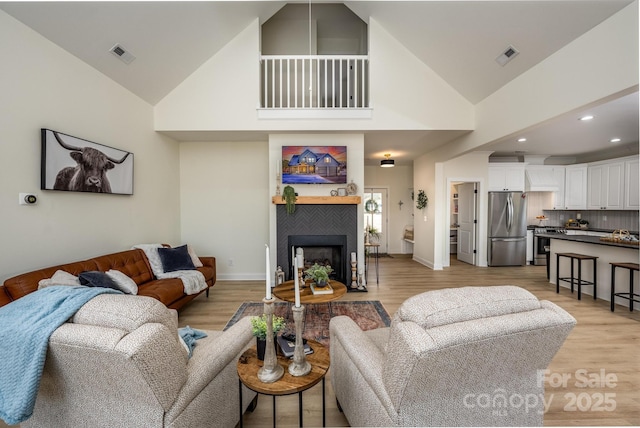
[256,336,278,361]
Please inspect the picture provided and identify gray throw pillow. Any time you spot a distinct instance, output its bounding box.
[78,271,121,291]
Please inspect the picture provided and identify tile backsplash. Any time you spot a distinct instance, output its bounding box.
[525,191,639,232]
[541,209,639,232]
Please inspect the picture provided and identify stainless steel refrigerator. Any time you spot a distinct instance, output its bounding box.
[488,191,527,266]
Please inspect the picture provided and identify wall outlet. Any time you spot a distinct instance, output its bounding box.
[560,214,564,221]
[423,215,427,222]
[228,258,234,267]
[603,215,607,222]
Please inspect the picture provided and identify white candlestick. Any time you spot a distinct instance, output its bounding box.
[351,251,356,262]
[265,244,271,300]
[291,246,294,278]
[294,257,301,307]
[297,254,304,270]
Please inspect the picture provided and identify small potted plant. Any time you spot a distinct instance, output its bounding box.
[250,314,286,360]
[365,225,381,243]
[304,263,333,286]
[282,185,297,215]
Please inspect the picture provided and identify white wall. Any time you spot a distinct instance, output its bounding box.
[412,156,437,268]
[155,18,474,134]
[179,140,269,280]
[364,165,414,254]
[368,18,473,130]
[0,11,182,282]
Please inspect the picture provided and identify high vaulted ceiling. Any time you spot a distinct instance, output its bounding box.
[1,0,637,165]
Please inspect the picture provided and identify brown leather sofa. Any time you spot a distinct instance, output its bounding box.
[0,249,216,310]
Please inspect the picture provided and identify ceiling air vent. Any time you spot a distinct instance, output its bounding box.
[495,45,519,66]
[109,44,136,65]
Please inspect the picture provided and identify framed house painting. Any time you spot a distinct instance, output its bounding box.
[282,146,347,184]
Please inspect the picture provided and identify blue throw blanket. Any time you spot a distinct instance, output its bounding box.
[0,286,122,425]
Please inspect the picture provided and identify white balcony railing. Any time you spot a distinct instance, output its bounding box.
[261,55,369,109]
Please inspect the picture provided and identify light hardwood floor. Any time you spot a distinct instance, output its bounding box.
[3,256,637,427]
[178,255,640,427]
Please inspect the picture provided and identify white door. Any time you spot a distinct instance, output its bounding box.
[457,182,477,265]
[363,188,388,253]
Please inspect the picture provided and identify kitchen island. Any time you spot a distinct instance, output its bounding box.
[542,233,638,309]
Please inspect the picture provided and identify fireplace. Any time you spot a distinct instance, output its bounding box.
[276,204,357,286]
[288,235,347,283]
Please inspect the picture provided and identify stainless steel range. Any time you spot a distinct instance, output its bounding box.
[533,226,565,266]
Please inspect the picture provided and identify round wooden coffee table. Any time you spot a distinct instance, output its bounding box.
[272,280,347,304]
[237,340,330,427]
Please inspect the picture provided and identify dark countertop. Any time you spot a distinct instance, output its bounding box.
[528,225,639,234]
[538,233,639,250]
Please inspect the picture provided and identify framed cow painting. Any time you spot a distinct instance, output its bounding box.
[41,129,134,195]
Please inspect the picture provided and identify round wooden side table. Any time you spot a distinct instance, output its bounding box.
[237,340,330,427]
[272,280,347,304]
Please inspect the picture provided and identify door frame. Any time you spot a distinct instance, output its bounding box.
[445,178,482,267]
[456,182,477,265]
[363,186,390,254]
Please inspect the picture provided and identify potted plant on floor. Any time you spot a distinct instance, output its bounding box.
[251,314,286,360]
[304,263,333,286]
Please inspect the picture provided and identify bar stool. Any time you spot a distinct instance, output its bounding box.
[556,252,598,300]
[610,262,640,312]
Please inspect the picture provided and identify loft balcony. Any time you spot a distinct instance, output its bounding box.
[258,55,371,120]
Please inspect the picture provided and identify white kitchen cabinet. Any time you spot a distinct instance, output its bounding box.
[624,157,639,210]
[488,164,525,192]
[564,164,588,210]
[552,167,566,209]
[587,160,624,210]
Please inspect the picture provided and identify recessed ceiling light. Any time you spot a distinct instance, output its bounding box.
[610,138,621,143]
[517,138,527,143]
[579,115,594,121]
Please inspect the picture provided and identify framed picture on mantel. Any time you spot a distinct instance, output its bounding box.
[282,145,347,184]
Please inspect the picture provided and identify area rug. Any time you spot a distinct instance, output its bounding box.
[224,300,391,349]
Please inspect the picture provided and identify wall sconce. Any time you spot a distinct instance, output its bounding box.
[380,153,395,168]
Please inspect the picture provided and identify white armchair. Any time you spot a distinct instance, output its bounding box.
[330,286,576,426]
[22,294,256,428]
